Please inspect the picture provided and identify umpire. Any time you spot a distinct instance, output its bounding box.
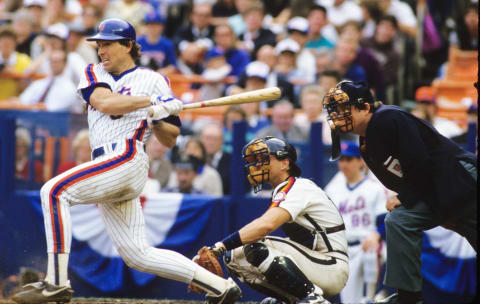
[322,81,477,304]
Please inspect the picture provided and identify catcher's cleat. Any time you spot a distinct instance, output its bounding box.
[260,297,287,304]
[296,291,331,304]
[205,278,242,304]
[11,280,73,304]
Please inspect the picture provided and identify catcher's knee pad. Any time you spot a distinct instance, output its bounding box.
[263,256,314,299]
[244,242,269,267]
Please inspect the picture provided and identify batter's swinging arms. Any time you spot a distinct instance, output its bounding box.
[12,19,241,304]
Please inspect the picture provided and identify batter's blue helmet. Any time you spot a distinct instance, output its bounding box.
[87,19,136,41]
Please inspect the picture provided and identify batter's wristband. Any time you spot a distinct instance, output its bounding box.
[221,231,242,250]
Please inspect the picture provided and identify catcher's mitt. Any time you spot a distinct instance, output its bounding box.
[188,246,224,294]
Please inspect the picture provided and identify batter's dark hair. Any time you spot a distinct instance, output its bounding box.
[118,39,141,61]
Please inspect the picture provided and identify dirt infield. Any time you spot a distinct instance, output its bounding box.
[0,299,258,304]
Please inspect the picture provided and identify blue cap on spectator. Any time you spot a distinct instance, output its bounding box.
[205,47,225,61]
[340,141,361,157]
[144,10,165,24]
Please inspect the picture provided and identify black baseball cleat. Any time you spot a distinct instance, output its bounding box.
[205,278,242,304]
[373,293,424,304]
[11,280,73,304]
[297,291,331,304]
[260,297,287,304]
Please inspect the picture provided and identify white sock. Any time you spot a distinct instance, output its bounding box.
[190,265,228,296]
[46,253,69,286]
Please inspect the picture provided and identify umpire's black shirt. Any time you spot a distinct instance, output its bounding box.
[359,105,476,216]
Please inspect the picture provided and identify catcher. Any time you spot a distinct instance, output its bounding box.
[196,136,349,304]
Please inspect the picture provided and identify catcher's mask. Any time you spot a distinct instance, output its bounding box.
[242,136,301,193]
[323,81,374,161]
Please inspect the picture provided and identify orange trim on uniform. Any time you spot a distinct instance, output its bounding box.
[269,177,296,209]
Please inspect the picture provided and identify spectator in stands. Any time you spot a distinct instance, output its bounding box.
[378,0,417,38]
[286,16,316,83]
[28,23,86,87]
[174,2,215,54]
[305,4,336,50]
[168,137,223,196]
[317,69,341,92]
[176,41,206,76]
[137,11,177,75]
[414,86,464,139]
[317,0,362,29]
[449,4,478,51]
[213,23,251,77]
[66,20,98,64]
[237,2,276,60]
[293,84,331,144]
[359,0,382,39]
[10,49,81,112]
[43,0,73,28]
[200,123,232,195]
[15,128,43,184]
[228,0,256,36]
[273,38,303,87]
[79,3,102,36]
[23,0,46,34]
[339,21,385,100]
[361,15,401,88]
[104,0,152,29]
[257,100,308,142]
[314,47,334,77]
[163,153,205,195]
[212,0,238,26]
[89,0,109,19]
[0,26,31,101]
[330,38,367,82]
[198,47,232,101]
[12,10,37,57]
[56,129,90,175]
[146,134,173,189]
[222,104,247,153]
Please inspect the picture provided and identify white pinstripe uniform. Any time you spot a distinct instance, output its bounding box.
[40,63,199,287]
[325,176,387,303]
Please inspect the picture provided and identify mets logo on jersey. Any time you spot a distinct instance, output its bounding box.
[118,87,132,95]
[383,156,403,178]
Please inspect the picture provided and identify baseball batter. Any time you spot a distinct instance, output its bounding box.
[205,137,349,304]
[325,141,387,303]
[12,19,241,304]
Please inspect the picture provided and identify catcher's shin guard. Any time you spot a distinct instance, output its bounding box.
[263,256,315,299]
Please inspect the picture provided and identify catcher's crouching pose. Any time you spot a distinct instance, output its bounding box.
[205,137,349,304]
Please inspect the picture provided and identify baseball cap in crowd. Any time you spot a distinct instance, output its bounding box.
[24,0,46,7]
[275,38,300,55]
[45,23,69,40]
[245,61,270,81]
[287,16,309,34]
[340,141,361,157]
[415,86,436,104]
[144,10,165,24]
[173,154,201,172]
[204,47,225,61]
[68,20,86,35]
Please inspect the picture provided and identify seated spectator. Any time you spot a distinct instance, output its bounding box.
[24,0,46,34]
[43,0,74,27]
[317,69,341,92]
[317,0,362,29]
[305,4,336,50]
[359,0,382,39]
[330,37,367,82]
[174,2,215,53]
[15,128,43,184]
[414,86,465,139]
[137,11,177,75]
[256,99,308,142]
[237,2,276,59]
[8,49,81,112]
[293,84,331,144]
[212,0,238,26]
[176,41,207,76]
[222,105,248,153]
[449,3,478,51]
[167,137,223,196]
[228,0,256,36]
[163,153,205,195]
[314,47,334,76]
[198,47,232,101]
[56,129,90,175]
[361,15,401,88]
[287,16,317,83]
[0,26,31,101]
[104,0,152,29]
[378,0,417,38]
[12,10,37,57]
[146,134,173,189]
[200,123,232,194]
[273,38,303,88]
[66,20,98,65]
[212,23,251,77]
[78,3,102,36]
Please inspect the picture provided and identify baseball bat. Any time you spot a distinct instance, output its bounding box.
[148,87,281,117]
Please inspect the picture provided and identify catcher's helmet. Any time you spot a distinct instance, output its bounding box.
[87,19,136,41]
[323,80,374,132]
[242,136,301,193]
